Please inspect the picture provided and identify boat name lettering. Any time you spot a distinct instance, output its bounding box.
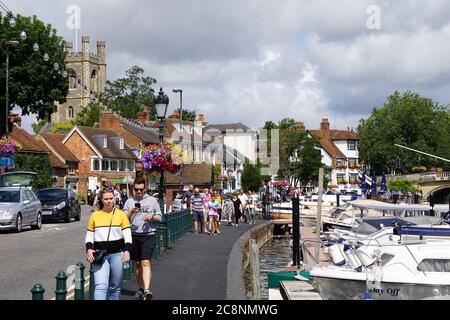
[369,288,400,297]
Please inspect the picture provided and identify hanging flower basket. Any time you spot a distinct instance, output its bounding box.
[141,143,184,174]
[218,175,229,181]
[273,181,289,188]
[0,138,21,156]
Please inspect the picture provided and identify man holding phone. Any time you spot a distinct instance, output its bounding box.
[123,176,161,300]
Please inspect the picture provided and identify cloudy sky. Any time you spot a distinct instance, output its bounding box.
[8,0,450,133]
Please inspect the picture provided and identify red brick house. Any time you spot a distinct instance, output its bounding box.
[62,125,139,203]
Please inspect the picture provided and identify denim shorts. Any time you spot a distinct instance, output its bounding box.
[192,210,204,221]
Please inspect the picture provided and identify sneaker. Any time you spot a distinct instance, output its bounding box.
[216,230,220,234]
[205,230,211,235]
[134,289,145,300]
[144,289,153,300]
[212,231,217,236]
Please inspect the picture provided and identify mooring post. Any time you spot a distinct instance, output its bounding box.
[315,168,324,262]
[292,190,301,266]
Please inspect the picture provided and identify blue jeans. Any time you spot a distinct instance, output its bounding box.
[92,252,124,300]
[249,207,255,222]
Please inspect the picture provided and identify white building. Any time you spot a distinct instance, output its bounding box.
[310,118,362,193]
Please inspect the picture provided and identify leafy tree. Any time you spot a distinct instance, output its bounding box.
[170,108,197,122]
[10,153,53,189]
[241,160,262,192]
[387,178,420,193]
[74,102,101,127]
[50,121,74,133]
[211,164,221,190]
[31,119,47,134]
[0,13,68,125]
[357,91,450,174]
[100,66,157,120]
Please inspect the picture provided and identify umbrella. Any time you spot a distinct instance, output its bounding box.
[380,172,387,193]
[372,171,377,195]
[361,173,367,195]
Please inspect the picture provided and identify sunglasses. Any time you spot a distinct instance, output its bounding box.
[134,188,145,191]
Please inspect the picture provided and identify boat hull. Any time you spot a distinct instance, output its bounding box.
[312,276,450,300]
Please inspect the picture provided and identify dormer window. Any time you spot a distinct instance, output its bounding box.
[348,140,356,150]
[120,138,124,150]
[103,136,107,148]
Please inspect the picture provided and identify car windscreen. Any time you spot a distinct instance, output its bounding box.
[0,190,20,202]
[36,189,67,201]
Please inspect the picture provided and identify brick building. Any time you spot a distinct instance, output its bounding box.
[62,125,138,203]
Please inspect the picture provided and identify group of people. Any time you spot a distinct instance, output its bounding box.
[85,180,259,300]
[185,185,257,235]
[85,177,161,300]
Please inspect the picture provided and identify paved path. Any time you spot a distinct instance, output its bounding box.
[121,222,255,300]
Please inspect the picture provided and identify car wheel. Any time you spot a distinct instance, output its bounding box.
[31,212,42,230]
[14,214,22,233]
[64,211,71,223]
[75,211,81,221]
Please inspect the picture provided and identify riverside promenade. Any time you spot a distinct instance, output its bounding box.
[121,222,255,300]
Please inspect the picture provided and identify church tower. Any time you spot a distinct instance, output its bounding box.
[52,36,106,123]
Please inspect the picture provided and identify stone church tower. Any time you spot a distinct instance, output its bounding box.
[52,36,106,123]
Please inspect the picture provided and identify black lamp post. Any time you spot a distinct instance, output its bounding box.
[154,87,169,222]
[4,40,18,136]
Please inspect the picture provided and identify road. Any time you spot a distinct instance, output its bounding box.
[0,205,92,300]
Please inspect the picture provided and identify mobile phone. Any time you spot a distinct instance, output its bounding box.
[135,202,141,209]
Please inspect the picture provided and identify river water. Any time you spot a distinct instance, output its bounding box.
[243,237,293,300]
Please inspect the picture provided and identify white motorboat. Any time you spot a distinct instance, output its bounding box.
[304,225,450,300]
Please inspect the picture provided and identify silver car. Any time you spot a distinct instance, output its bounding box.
[0,187,43,232]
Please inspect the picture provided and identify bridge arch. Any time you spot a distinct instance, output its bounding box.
[423,185,450,204]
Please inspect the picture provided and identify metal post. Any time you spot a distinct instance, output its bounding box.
[74,262,85,300]
[292,190,301,266]
[89,264,95,300]
[31,283,45,300]
[5,45,9,136]
[54,272,68,300]
[315,168,324,262]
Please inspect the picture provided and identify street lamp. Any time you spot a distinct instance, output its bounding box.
[172,89,183,135]
[154,87,169,216]
[4,40,19,136]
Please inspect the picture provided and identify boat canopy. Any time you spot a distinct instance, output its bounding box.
[349,199,449,214]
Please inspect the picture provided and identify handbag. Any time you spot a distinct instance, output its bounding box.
[92,209,115,265]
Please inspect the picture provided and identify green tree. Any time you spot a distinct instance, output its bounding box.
[31,119,47,134]
[74,102,101,127]
[0,14,68,124]
[100,66,157,120]
[357,91,450,174]
[10,153,53,189]
[170,108,197,122]
[50,121,74,133]
[241,160,262,192]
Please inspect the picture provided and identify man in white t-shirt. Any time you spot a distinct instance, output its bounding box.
[238,189,248,223]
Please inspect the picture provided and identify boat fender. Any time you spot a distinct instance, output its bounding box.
[355,245,376,267]
[344,245,363,270]
[326,241,346,266]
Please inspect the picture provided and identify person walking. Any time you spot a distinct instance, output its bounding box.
[208,195,221,235]
[123,177,162,300]
[247,191,255,224]
[223,196,234,226]
[238,189,248,223]
[184,184,194,211]
[231,194,242,226]
[85,188,132,300]
[190,187,209,234]
[213,190,222,223]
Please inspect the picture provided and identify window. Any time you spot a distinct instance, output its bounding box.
[348,158,357,165]
[336,158,346,165]
[417,259,450,272]
[68,162,77,174]
[119,160,126,171]
[110,160,118,171]
[348,140,356,150]
[102,160,109,171]
[103,136,107,148]
[336,173,345,180]
[93,159,100,171]
[349,173,358,181]
[128,161,135,172]
[68,106,74,119]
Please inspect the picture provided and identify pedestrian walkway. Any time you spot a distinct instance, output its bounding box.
[121,222,255,300]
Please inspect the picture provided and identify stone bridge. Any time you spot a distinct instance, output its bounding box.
[384,171,450,202]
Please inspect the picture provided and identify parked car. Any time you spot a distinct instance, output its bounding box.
[0,187,43,232]
[35,188,81,223]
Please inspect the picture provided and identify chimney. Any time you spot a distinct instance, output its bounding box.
[9,114,21,127]
[171,109,180,119]
[136,111,149,124]
[197,114,205,125]
[320,118,330,131]
[98,111,121,129]
[347,126,350,132]
[297,121,305,131]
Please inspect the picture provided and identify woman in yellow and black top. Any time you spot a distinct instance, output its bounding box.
[85,188,132,300]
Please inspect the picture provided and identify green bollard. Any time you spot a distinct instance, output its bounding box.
[89,264,95,300]
[31,283,45,300]
[55,271,68,300]
[74,262,85,300]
